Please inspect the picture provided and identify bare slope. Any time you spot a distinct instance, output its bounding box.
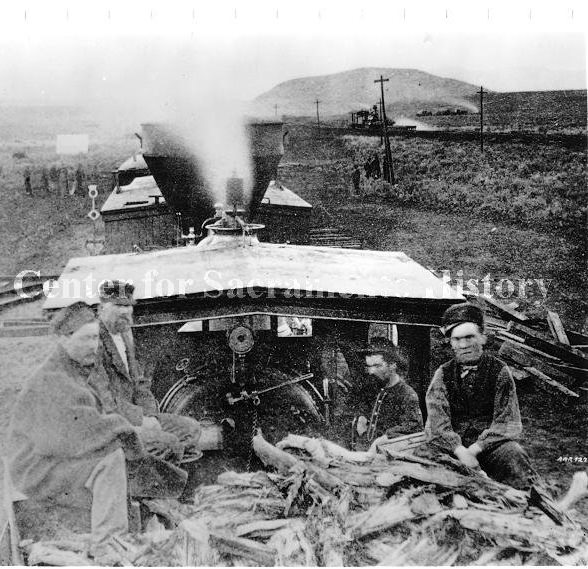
[252,67,480,117]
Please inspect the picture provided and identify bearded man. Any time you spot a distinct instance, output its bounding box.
[90,279,201,464]
[351,337,423,451]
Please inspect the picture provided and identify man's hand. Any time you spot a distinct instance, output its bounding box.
[356,416,368,436]
[141,416,161,431]
[467,442,483,457]
[454,445,480,469]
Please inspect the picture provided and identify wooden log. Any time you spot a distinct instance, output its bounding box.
[209,531,276,566]
[547,311,570,345]
[319,438,373,463]
[375,461,472,489]
[479,294,528,322]
[439,508,585,549]
[179,519,219,566]
[322,523,346,566]
[216,470,275,489]
[233,518,301,539]
[348,501,417,539]
[376,431,427,453]
[277,434,331,467]
[143,498,197,525]
[452,494,469,509]
[529,485,572,525]
[525,367,579,398]
[267,524,317,566]
[27,543,90,566]
[252,433,343,493]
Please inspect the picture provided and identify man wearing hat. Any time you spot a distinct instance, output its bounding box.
[425,302,534,488]
[6,301,144,564]
[351,337,423,451]
[91,279,202,464]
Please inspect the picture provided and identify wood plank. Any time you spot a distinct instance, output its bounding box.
[525,367,579,398]
[508,321,588,368]
[479,294,528,322]
[566,329,588,346]
[209,532,276,566]
[498,341,575,385]
[547,311,570,345]
[529,485,573,525]
[441,508,585,549]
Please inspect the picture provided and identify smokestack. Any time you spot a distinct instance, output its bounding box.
[140,120,283,231]
[141,122,213,231]
[246,121,284,220]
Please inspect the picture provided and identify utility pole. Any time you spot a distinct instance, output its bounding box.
[379,99,384,145]
[315,99,321,135]
[477,86,484,152]
[274,103,278,117]
[374,75,395,184]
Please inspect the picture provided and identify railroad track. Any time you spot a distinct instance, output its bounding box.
[0,275,58,336]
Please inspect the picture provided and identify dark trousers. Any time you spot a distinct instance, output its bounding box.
[477,440,535,490]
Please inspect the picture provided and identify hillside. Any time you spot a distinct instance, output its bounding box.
[251,67,481,117]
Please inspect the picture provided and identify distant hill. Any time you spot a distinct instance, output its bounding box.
[250,67,482,118]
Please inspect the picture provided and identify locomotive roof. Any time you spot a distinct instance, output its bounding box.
[101,176,165,213]
[261,181,312,209]
[43,241,463,313]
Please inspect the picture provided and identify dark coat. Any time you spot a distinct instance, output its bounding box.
[89,322,159,426]
[6,345,144,500]
[425,353,523,452]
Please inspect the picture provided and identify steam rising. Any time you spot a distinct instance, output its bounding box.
[107,41,255,208]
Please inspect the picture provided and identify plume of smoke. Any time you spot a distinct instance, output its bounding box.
[116,41,254,208]
[445,97,479,113]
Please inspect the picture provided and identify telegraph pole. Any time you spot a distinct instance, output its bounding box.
[477,86,484,152]
[374,75,395,184]
[274,103,278,117]
[315,99,321,135]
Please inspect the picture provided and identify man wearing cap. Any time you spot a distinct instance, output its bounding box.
[6,301,144,564]
[91,279,202,464]
[351,337,423,451]
[425,302,533,488]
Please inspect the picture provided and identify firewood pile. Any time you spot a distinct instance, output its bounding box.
[43,432,579,567]
[21,431,588,566]
[470,294,588,402]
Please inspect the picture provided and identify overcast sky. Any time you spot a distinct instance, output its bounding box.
[0,0,585,111]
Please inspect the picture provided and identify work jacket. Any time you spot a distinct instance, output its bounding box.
[89,321,159,426]
[6,345,143,500]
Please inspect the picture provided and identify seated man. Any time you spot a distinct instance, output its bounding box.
[90,279,201,463]
[6,302,143,564]
[425,303,534,489]
[350,337,423,451]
